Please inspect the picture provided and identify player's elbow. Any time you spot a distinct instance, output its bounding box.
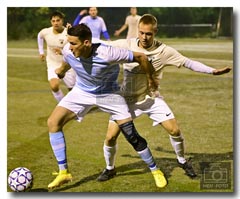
[133,52,148,64]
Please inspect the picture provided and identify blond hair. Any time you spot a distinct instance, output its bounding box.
[139,14,158,30]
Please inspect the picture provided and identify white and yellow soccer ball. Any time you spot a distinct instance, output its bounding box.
[8,167,33,192]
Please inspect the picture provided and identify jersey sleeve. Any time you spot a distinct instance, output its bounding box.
[104,45,133,64]
[99,17,107,32]
[37,32,44,54]
[73,14,83,26]
[62,43,71,63]
[102,39,131,50]
[160,45,187,68]
[183,58,214,74]
[79,16,87,24]
[37,28,48,54]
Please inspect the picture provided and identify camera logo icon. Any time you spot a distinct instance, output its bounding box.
[200,162,231,190]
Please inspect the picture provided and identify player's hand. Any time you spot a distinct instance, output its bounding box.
[39,54,45,62]
[53,48,62,55]
[148,78,159,93]
[55,68,65,79]
[80,9,88,15]
[66,23,72,29]
[213,66,232,75]
[114,30,120,37]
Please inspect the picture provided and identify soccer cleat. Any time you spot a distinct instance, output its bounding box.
[48,169,72,189]
[151,169,167,188]
[97,168,117,181]
[178,158,197,178]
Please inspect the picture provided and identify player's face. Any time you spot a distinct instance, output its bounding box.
[67,35,91,58]
[51,16,64,31]
[89,7,98,18]
[130,7,137,16]
[138,23,156,49]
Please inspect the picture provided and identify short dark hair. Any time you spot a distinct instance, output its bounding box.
[67,23,92,41]
[50,11,65,20]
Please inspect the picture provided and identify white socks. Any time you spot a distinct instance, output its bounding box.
[52,90,64,102]
[103,144,118,170]
[169,134,186,164]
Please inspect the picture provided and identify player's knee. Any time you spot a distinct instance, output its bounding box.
[105,133,119,146]
[168,126,181,136]
[133,136,147,151]
[47,116,54,129]
[51,85,59,92]
[47,116,61,132]
[49,80,60,92]
[119,121,148,151]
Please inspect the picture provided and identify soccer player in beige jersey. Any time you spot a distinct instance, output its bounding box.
[37,11,76,102]
[97,14,231,182]
[114,7,141,39]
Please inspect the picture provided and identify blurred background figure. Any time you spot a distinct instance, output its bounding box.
[37,11,76,102]
[73,7,110,40]
[114,7,141,39]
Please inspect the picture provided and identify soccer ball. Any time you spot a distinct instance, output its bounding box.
[8,167,33,192]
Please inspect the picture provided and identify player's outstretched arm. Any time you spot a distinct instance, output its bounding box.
[212,66,232,75]
[184,58,232,75]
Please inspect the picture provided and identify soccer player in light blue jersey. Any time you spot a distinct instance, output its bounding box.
[73,7,110,40]
[47,23,167,189]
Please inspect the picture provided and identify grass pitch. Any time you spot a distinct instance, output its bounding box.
[7,38,233,192]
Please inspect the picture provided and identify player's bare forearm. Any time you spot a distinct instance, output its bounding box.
[132,52,158,92]
[212,66,232,75]
[55,61,71,79]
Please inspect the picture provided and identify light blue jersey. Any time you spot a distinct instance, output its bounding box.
[80,16,108,39]
[62,42,134,94]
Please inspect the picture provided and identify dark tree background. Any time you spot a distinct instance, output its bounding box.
[7,7,232,40]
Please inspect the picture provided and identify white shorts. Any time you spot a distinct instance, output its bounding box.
[128,95,175,126]
[58,87,131,122]
[47,68,76,89]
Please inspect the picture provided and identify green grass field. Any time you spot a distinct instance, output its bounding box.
[7,38,233,192]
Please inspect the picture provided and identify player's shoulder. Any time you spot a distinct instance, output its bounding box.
[95,41,129,60]
[62,43,72,57]
[96,16,105,23]
[80,15,88,22]
[39,27,52,34]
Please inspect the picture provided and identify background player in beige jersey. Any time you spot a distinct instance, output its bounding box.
[37,11,76,102]
[97,14,231,181]
[114,7,141,39]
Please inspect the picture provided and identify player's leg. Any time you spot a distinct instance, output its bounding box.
[97,120,120,181]
[49,78,64,102]
[161,118,196,178]
[97,93,167,187]
[161,118,184,162]
[47,106,76,189]
[116,118,167,188]
[143,96,196,178]
[48,68,64,102]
